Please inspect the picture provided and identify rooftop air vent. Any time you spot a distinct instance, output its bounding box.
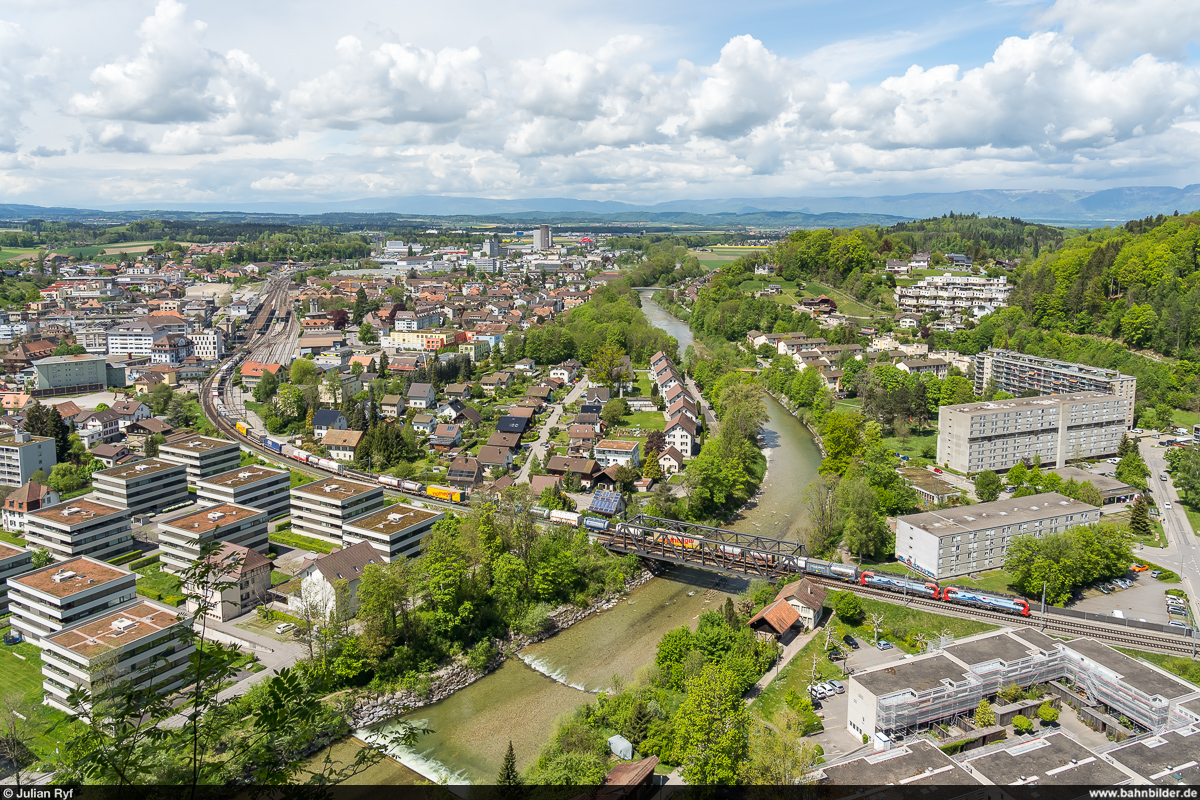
[111,617,136,631]
[51,570,77,583]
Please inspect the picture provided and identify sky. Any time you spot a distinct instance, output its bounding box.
[1,0,1199,208]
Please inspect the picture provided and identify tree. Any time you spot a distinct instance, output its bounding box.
[645,429,666,453]
[1012,714,1034,734]
[641,454,663,481]
[217,292,232,308]
[601,398,626,429]
[0,690,38,786]
[23,403,71,462]
[290,359,319,385]
[802,473,841,554]
[1116,448,1150,490]
[149,381,175,415]
[1037,702,1059,726]
[48,463,84,494]
[717,381,769,444]
[739,712,820,785]
[1073,480,1104,508]
[674,664,751,786]
[352,287,369,325]
[358,322,377,345]
[1129,495,1153,541]
[834,591,863,625]
[31,547,53,568]
[67,432,88,466]
[253,368,279,402]
[1006,461,1028,488]
[145,432,166,458]
[168,394,192,428]
[974,699,996,728]
[52,343,86,357]
[496,740,522,787]
[974,470,1003,502]
[587,343,626,391]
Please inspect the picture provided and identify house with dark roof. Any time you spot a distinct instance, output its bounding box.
[312,409,348,439]
[447,456,483,487]
[486,431,522,452]
[496,415,528,434]
[546,455,601,488]
[478,446,513,475]
[657,446,685,477]
[284,540,380,618]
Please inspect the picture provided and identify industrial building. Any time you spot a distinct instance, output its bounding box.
[195,465,290,519]
[0,431,57,487]
[90,459,190,516]
[894,492,1100,579]
[31,353,109,397]
[290,477,385,544]
[40,600,193,716]
[7,557,137,643]
[936,392,1130,474]
[341,504,444,562]
[846,628,1199,744]
[24,497,134,563]
[157,436,241,482]
[158,503,268,575]
[973,349,1137,426]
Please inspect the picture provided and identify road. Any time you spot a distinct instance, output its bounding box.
[1139,438,1200,625]
[516,377,590,482]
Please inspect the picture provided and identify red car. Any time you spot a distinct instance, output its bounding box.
[933,467,943,474]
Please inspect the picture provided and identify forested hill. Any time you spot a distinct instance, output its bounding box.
[879,214,1068,261]
[1008,211,1200,360]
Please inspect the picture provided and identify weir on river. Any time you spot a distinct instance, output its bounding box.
[361,289,823,784]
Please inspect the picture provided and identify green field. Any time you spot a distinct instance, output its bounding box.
[136,564,184,606]
[617,409,667,432]
[0,529,26,546]
[1170,409,1199,430]
[269,530,336,554]
[0,247,39,264]
[880,430,938,463]
[0,629,89,771]
[803,282,882,318]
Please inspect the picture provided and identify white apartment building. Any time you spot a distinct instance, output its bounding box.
[195,465,290,519]
[158,503,268,575]
[532,224,553,251]
[24,498,134,563]
[0,431,57,487]
[341,504,444,562]
[973,349,1137,426]
[936,392,1130,474]
[158,436,241,482]
[894,492,1100,579]
[290,477,385,544]
[78,328,109,354]
[7,557,138,644]
[0,542,33,613]
[593,439,642,469]
[40,600,193,716]
[105,320,167,356]
[894,273,1010,316]
[91,459,190,516]
[188,330,225,361]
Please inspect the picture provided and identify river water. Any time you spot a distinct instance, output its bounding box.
[355,290,823,784]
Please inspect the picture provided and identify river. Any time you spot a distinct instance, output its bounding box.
[352,289,822,785]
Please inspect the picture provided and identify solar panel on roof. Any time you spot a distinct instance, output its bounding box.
[590,491,621,515]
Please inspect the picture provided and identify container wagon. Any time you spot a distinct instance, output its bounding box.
[582,516,609,532]
[236,422,250,437]
[377,475,402,489]
[400,480,423,493]
[426,485,463,502]
[550,510,582,527]
[531,506,551,519]
[314,457,342,473]
[264,437,283,454]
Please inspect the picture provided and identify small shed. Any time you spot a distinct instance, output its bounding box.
[608,734,633,760]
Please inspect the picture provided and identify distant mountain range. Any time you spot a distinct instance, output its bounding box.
[3,185,1200,226]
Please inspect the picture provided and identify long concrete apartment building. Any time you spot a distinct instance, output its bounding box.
[90,459,190,516]
[894,273,1010,316]
[158,503,269,575]
[895,492,1100,579]
[936,392,1130,474]
[7,557,138,644]
[342,504,444,562]
[40,600,193,716]
[157,435,241,482]
[0,542,33,613]
[973,348,1137,426]
[24,498,134,562]
[290,477,385,544]
[0,431,57,487]
[195,465,290,519]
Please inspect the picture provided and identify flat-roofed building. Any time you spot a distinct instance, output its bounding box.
[0,431,57,487]
[813,739,982,788]
[594,439,641,469]
[936,392,1130,474]
[40,600,193,716]
[342,504,444,561]
[961,731,1134,787]
[24,497,134,563]
[1108,728,1200,785]
[31,353,108,396]
[90,458,189,515]
[0,542,33,613]
[158,503,268,575]
[1049,466,1137,505]
[290,477,385,544]
[195,465,290,519]
[973,348,1137,426]
[7,556,137,643]
[157,436,241,482]
[895,492,1099,579]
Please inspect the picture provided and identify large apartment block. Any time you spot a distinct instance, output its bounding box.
[0,542,33,613]
[973,349,1137,426]
[158,503,268,575]
[0,431,57,487]
[7,557,137,643]
[936,392,1130,474]
[40,600,194,716]
[90,459,190,516]
[195,465,290,519]
[290,477,385,544]
[895,492,1100,579]
[24,498,134,563]
[894,273,1010,316]
[158,436,241,482]
[342,504,444,562]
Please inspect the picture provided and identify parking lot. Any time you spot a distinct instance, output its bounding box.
[1072,574,1186,625]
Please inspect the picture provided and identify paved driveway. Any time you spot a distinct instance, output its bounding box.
[516,378,590,482]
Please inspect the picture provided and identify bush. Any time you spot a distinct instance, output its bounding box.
[107,549,143,566]
[466,639,498,672]
[1037,702,1059,726]
[1012,714,1034,734]
[129,553,160,571]
[834,591,864,625]
[517,602,554,638]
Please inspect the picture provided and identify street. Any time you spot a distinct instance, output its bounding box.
[516,376,590,482]
[1139,438,1200,625]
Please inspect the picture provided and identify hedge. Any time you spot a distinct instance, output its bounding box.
[107,550,143,566]
[129,553,161,571]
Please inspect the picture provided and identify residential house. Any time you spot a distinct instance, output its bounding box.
[486,431,522,452]
[406,382,436,410]
[514,358,536,372]
[284,540,381,619]
[568,424,598,449]
[897,358,949,379]
[477,446,513,476]
[312,409,348,440]
[594,439,641,469]
[108,400,151,430]
[549,359,581,383]
[321,429,364,461]
[774,579,826,630]
[76,409,122,446]
[481,371,513,396]
[239,361,283,389]
[437,399,482,427]
[657,446,685,477]
[379,395,405,418]
[442,383,472,401]
[495,415,528,435]
[1,481,59,533]
[89,443,132,467]
[410,414,437,436]
[585,387,610,404]
[431,424,462,451]
[447,456,483,487]
[546,455,601,488]
[664,414,699,457]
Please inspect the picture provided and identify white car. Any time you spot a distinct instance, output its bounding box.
[1165,502,1173,510]
[275,622,296,635]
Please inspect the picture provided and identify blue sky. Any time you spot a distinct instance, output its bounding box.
[1,0,1198,207]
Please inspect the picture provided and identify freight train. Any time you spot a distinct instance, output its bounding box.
[622,528,1032,617]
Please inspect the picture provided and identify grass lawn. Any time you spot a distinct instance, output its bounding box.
[271,569,292,586]
[136,564,185,606]
[1115,647,1200,685]
[0,630,89,768]
[269,530,336,554]
[635,374,653,397]
[880,429,938,463]
[237,611,303,641]
[617,410,666,432]
[1185,502,1200,537]
[752,634,846,724]
[0,529,26,546]
[1170,409,1199,429]
[804,282,881,318]
[822,589,999,654]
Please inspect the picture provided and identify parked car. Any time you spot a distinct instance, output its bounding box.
[1169,621,1191,630]
[877,640,894,650]
[275,622,296,635]
[1131,564,1148,572]
[843,634,859,650]
[1151,570,1163,578]
[933,468,943,474]
[1161,474,1169,481]
[829,679,845,694]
